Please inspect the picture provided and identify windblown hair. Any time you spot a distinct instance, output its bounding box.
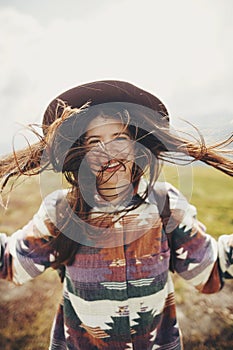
[0,102,233,267]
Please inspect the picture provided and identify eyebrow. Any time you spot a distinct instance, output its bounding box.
[85,132,130,141]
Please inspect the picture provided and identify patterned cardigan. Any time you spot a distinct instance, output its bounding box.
[0,182,232,350]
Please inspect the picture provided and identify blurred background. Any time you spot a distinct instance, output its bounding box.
[0,0,233,349]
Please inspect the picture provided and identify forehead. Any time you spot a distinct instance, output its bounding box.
[86,115,127,135]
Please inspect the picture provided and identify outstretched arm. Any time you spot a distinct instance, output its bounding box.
[161,183,233,293]
[0,190,63,285]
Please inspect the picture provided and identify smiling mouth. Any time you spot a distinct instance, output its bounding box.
[101,160,124,173]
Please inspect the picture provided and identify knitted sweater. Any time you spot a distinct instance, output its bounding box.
[0,182,232,350]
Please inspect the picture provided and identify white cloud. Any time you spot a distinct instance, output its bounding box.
[0,0,233,154]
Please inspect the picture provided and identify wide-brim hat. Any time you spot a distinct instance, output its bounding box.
[43,80,169,133]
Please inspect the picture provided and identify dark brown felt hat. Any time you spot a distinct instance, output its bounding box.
[43,80,169,133]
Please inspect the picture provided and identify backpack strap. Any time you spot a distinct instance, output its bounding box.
[149,184,175,272]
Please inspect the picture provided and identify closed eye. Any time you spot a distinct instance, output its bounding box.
[115,136,130,141]
[113,132,131,141]
[86,138,100,145]
[85,133,131,146]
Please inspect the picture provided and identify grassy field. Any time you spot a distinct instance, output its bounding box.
[160,165,233,238]
[0,166,232,349]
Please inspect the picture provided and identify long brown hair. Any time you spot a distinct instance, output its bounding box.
[1,100,233,267]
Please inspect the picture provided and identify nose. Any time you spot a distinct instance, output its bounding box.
[95,139,118,152]
[101,139,123,157]
[98,140,107,152]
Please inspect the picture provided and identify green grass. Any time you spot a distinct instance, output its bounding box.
[160,165,233,238]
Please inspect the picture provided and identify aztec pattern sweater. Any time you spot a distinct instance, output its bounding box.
[0,182,232,350]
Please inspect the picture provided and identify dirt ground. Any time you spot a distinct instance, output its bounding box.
[0,271,232,350]
[175,278,233,349]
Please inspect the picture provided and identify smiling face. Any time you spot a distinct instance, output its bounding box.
[84,115,135,201]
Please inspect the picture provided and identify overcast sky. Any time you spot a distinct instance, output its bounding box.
[0,0,233,154]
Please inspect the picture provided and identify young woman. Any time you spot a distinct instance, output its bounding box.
[0,80,232,350]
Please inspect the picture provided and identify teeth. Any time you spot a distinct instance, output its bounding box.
[102,161,120,170]
[108,162,120,168]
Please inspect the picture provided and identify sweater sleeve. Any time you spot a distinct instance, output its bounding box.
[164,183,231,293]
[0,190,65,285]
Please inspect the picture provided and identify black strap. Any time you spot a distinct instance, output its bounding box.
[150,187,175,272]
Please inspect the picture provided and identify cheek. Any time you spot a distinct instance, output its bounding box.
[85,150,103,173]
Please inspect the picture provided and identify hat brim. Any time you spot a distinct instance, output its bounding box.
[43,80,169,134]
